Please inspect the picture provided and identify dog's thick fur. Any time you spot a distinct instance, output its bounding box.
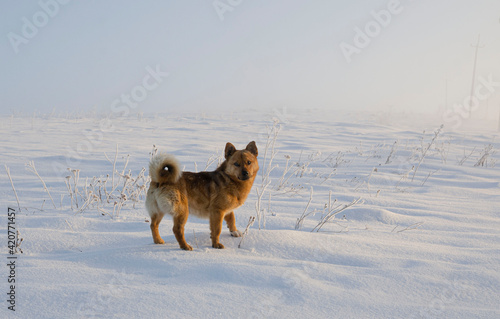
[146,142,259,250]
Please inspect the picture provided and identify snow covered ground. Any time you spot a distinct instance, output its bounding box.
[1,109,499,318]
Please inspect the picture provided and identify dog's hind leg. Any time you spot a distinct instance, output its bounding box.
[224,212,242,237]
[150,213,165,244]
[172,208,193,251]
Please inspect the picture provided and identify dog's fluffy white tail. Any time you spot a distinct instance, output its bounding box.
[149,153,182,184]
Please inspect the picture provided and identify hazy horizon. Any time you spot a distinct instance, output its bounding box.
[1,0,499,123]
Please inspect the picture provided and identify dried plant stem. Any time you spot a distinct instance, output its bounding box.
[312,197,362,232]
[295,187,314,230]
[261,121,281,184]
[65,176,75,210]
[26,161,57,209]
[255,121,281,229]
[255,180,271,230]
[411,125,443,182]
[276,155,293,190]
[474,144,494,167]
[421,169,439,186]
[238,216,256,248]
[104,144,120,201]
[5,165,21,211]
[112,144,118,190]
[385,141,398,164]
[392,222,424,233]
[65,219,75,232]
[458,146,476,166]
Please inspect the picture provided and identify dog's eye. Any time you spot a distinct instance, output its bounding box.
[234,162,240,167]
[247,161,251,165]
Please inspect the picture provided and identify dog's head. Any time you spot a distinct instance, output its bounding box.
[224,141,259,182]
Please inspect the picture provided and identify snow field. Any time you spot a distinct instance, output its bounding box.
[1,110,499,318]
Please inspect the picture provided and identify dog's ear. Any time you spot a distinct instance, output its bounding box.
[246,141,258,157]
[225,142,237,159]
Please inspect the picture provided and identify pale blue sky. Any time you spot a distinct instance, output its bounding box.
[1,0,499,116]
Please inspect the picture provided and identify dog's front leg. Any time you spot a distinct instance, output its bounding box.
[224,211,242,237]
[210,211,225,249]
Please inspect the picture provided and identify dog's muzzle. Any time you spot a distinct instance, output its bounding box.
[239,170,250,180]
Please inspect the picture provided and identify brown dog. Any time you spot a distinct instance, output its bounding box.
[146,142,259,250]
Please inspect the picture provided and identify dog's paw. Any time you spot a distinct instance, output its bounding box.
[180,244,193,251]
[154,238,165,244]
[230,230,242,237]
[212,243,225,249]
